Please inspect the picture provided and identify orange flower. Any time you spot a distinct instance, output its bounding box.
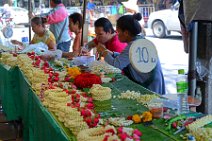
[141,111,153,122]
[132,114,141,123]
[66,67,81,79]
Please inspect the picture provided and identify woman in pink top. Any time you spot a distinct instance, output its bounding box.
[84,17,127,53]
[40,0,71,52]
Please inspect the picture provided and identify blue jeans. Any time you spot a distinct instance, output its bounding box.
[57,40,71,52]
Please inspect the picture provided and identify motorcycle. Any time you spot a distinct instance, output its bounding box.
[0,13,14,39]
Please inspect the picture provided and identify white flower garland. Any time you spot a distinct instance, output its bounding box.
[89,61,121,74]
[187,115,212,141]
[89,84,112,101]
[77,125,118,141]
[108,117,133,127]
[0,53,17,67]
[118,90,158,106]
[43,89,89,135]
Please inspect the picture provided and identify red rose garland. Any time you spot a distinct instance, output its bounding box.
[74,72,102,88]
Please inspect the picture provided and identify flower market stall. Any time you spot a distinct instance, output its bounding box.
[0,47,212,141]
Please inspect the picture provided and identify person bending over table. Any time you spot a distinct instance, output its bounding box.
[62,13,83,59]
[96,13,166,95]
[83,17,127,55]
[11,17,56,51]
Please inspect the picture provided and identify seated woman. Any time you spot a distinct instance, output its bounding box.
[11,16,56,51]
[62,12,83,59]
[96,13,165,94]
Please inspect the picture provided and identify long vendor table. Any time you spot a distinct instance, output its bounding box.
[1,63,209,141]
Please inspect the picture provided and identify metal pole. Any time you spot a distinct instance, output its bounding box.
[28,0,32,41]
[81,0,87,46]
[188,22,198,97]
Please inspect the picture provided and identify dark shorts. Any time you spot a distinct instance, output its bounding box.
[57,40,71,52]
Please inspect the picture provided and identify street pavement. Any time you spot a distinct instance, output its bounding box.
[5,26,188,94]
[145,28,188,94]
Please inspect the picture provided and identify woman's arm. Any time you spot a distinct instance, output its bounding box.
[11,40,23,46]
[62,52,76,60]
[72,33,81,55]
[82,40,97,54]
[46,31,57,50]
[86,40,97,51]
[47,40,56,51]
[97,43,130,70]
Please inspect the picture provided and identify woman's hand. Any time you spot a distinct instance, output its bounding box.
[11,40,23,47]
[40,54,54,61]
[97,43,110,57]
[62,52,76,60]
[96,43,106,53]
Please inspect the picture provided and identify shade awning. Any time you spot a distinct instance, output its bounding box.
[184,0,212,26]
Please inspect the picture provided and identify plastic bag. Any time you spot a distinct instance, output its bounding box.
[19,42,48,55]
[161,94,178,110]
[41,49,63,60]
[72,56,95,66]
[196,58,208,80]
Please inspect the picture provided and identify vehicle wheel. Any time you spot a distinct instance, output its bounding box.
[152,21,166,38]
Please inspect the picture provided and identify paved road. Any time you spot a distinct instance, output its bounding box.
[145,28,188,94]
[4,27,188,94]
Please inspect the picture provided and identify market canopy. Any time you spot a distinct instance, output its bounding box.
[184,0,212,26]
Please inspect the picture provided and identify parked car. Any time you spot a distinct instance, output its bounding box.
[0,7,29,26]
[147,4,181,38]
[10,7,29,26]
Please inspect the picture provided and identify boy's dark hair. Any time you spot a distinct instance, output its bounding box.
[69,13,83,29]
[94,17,115,34]
[117,13,142,36]
[51,0,62,4]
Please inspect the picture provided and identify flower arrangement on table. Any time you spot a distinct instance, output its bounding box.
[77,125,142,141]
[89,61,122,75]
[108,117,133,127]
[0,52,18,67]
[118,90,159,106]
[89,84,111,101]
[129,111,153,124]
[186,115,212,141]
[74,72,102,88]
[43,87,101,134]
[65,66,81,82]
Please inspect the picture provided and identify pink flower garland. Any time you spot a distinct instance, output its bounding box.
[103,127,142,141]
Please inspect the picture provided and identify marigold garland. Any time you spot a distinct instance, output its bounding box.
[141,111,153,122]
[66,66,81,79]
[132,114,141,123]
